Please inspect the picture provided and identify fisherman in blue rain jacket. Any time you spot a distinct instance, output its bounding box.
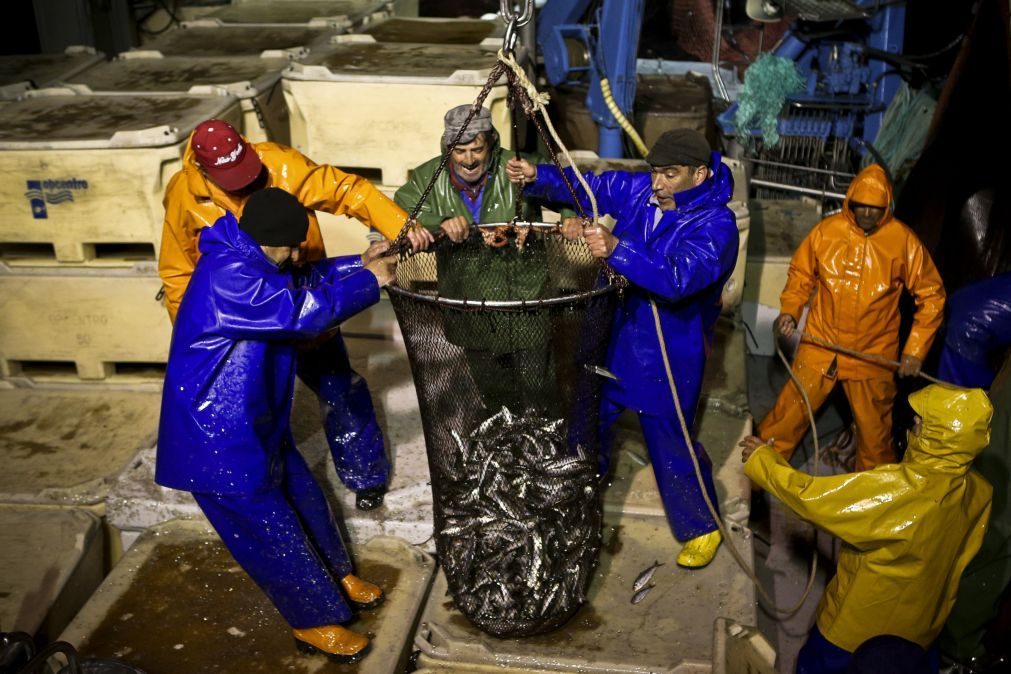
[156,188,398,664]
[507,129,739,568]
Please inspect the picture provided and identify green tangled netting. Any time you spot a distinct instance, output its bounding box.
[733,54,804,147]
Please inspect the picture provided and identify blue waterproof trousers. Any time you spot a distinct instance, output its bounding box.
[193,439,355,629]
[599,396,720,541]
[297,334,390,491]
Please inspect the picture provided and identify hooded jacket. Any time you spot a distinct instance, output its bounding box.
[525,153,739,416]
[159,136,407,321]
[155,212,379,495]
[745,385,994,652]
[782,164,945,378]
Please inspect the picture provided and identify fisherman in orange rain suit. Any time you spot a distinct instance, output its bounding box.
[755,163,946,470]
[159,119,431,510]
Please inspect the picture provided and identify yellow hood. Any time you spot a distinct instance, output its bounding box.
[844,163,894,229]
[905,385,993,469]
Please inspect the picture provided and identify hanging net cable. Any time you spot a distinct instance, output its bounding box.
[383,42,625,637]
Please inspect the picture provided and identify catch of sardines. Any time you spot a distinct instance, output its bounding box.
[436,406,602,635]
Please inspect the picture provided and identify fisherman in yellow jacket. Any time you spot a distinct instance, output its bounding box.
[742,385,993,673]
[756,164,946,470]
[159,119,432,511]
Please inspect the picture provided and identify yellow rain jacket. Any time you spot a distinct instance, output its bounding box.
[781,163,945,378]
[746,385,993,652]
[159,136,408,321]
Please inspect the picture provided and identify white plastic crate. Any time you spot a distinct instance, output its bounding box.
[282,35,512,186]
[0,268,171,381]
[0,387,162,507]
[204,0,407,30]
[0,506,104,640]
[359,16,504,44]
[137,19,342,58]
[61,520,435,674]
[0,46,105,101]
[66,52,292,144]
[0,88,240,267]
[414,510,756,674]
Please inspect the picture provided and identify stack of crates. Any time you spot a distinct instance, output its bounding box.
[0,88,242,383]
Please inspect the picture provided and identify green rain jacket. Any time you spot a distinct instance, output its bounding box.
[394,143,571,352]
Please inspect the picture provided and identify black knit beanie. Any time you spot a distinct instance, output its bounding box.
[239,187,309,246]
[645,129,711,168]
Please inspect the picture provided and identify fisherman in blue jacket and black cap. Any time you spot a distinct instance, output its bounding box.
[507,129,739,568]
[156,187,398,662]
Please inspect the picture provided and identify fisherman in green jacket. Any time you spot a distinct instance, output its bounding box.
[394,104,574,416]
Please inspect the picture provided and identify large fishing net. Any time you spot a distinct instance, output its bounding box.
[386,37,621,636]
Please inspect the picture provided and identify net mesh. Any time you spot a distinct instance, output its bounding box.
[387,224,617,636]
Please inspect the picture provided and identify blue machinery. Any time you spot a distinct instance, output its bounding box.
[531,0,906,165]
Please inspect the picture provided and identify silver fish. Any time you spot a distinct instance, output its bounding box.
[585,364,620,381]
[632,560,664,592]
[631,583,655,605]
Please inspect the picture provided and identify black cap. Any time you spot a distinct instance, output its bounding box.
[646,129,711,168]
[239,187,309,247]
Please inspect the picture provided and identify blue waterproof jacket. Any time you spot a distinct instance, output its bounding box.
[526,153,738,416]
[156,212,379,495]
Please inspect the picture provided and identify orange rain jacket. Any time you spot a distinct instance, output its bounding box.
[159,136,407,321]
[781,164,945,378]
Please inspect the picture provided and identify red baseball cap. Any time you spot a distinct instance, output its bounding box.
[190,119,263,191]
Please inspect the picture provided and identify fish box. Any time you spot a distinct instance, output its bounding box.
[137,19,341,58]
[66,52,292,144]
[0,88,239,267]
[414,511,756,673]
[0,268,171,381]
[203,0,412,31]
[282,35,512,186]
[0,387,161,507]
[0,506,104,640]
[60,520,435,674]
[359,16,504,44]
[0,46,105,101]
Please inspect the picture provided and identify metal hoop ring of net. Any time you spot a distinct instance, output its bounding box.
[387,223,618,637]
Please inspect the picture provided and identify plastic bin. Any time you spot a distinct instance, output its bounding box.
[0,387,161,507]
[61,520,436,674]
[204,0,408,30]
[360,16,504,44]
[66,52,292,144]
[0,268,171,381]
[414,510,756,673]
[137,19,341,58]
[0,46,105,101]
[282,34,511,186]
[0,506,104,640]
[0,88,239,267]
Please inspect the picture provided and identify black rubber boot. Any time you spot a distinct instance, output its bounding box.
[355,486,386,511]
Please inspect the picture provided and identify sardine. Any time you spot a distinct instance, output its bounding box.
[632,560,664,592]
[631,583,655,605]
[585,363,620,381]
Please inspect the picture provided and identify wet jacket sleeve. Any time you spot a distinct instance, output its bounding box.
[280,146,408,241]
[394,170,445,230]
[309,254,365,284]
[209,262,379,340]
[744,445,916,549]
[159,172,199,324]
[526,165,630,219]
[607,215,738,302]
[779,228,819,321]
[902,235,946,360]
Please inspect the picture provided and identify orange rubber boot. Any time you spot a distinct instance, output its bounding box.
[293,625,370,664]
[341,573,384,610]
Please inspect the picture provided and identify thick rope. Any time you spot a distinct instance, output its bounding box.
[497,50,599,225]
[651,299,818,617]
[798,332,962,388]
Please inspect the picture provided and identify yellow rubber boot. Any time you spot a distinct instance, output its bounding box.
[676,530,723,568]
[341,573,384,610]
[293,625,370,664]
